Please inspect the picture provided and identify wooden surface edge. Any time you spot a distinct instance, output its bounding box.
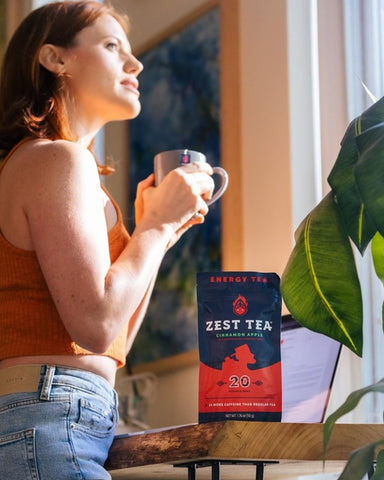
[106,421,384,471]
[105,422,225,470]
[207,421,384,461]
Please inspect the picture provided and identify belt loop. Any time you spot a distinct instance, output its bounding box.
[113,388,119,408]
[40,365,56,400]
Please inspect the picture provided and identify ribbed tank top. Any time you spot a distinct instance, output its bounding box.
[0,140,130,367]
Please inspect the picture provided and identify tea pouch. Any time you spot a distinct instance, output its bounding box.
[197,272,282,423]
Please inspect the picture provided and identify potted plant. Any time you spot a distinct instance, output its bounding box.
[281,95,384,479]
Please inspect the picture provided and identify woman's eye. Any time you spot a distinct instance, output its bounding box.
[106,42,118,51]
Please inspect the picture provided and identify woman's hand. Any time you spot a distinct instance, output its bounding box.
[134,162,214,246]
[134,173,155,226]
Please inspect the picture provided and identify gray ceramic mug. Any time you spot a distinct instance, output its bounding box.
[154,149,228,206]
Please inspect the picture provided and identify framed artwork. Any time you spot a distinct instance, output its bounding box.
[127,6,221,373]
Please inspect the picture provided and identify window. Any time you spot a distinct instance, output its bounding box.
[342,0,384,422]
[288,0,384,422]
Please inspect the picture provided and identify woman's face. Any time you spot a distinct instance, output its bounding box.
[58,14,143,126]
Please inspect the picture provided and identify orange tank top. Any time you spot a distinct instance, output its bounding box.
[0,141,130,367]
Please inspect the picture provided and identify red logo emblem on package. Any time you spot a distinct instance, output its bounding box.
[233,294,248,316]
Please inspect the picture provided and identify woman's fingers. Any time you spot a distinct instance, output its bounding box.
[134,174,155,224]
[136,164,214,232]
[172,164,215,204]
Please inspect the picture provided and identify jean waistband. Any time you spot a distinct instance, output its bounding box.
[0,364,117,402]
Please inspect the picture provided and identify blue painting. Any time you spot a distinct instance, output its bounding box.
[128,7,221,367]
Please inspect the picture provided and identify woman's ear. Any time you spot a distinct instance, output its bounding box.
[39,44,65,74]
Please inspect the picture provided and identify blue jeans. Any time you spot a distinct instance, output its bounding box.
[0,365,119,479]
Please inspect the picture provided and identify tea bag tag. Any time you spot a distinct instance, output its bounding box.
[179,150,191,165]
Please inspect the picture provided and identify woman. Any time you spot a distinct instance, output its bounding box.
[0,2,214,478]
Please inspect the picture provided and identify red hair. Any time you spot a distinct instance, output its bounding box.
[0,1,129,174]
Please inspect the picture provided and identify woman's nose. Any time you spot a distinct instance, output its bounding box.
[124,54,143,76]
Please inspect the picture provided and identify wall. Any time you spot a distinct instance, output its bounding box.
[237,1,291,273]
[109,0,293,428]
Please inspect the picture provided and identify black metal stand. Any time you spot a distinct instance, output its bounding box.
[174,459,279,480]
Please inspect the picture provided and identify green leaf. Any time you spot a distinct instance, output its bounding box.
[324,378,384,453]
[359,95,384,127]
[372,232,384,284]
[328,119,377,254]
[337,439,384,480]
[354,124,384,238]
[371,449,384,480]
[327,96,384,254]
[371,233,384,332]
[281,192,363,355]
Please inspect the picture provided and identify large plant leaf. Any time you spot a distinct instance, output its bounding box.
[324,378,384,452]
[354,123,384,238]
[328,96,384,253]
[281,192,363,355]
[328,119,377,254]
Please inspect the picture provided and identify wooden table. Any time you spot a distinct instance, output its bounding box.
[106,421,384,479]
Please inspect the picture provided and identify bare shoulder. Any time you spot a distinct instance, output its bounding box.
[9,139,100,207]
[0,139,100,250]
[23,139,101,204]
[12,138,96,175]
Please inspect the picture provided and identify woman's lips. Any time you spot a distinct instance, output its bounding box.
[121,78,139,95]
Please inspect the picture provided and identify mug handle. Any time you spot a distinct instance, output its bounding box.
[207,167,229,206]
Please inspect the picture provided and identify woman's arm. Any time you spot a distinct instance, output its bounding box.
[124,274,157,355]
[123,173,199,355]
[21,140,213,353]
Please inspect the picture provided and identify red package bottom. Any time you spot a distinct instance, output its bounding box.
[199,354,282,422]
